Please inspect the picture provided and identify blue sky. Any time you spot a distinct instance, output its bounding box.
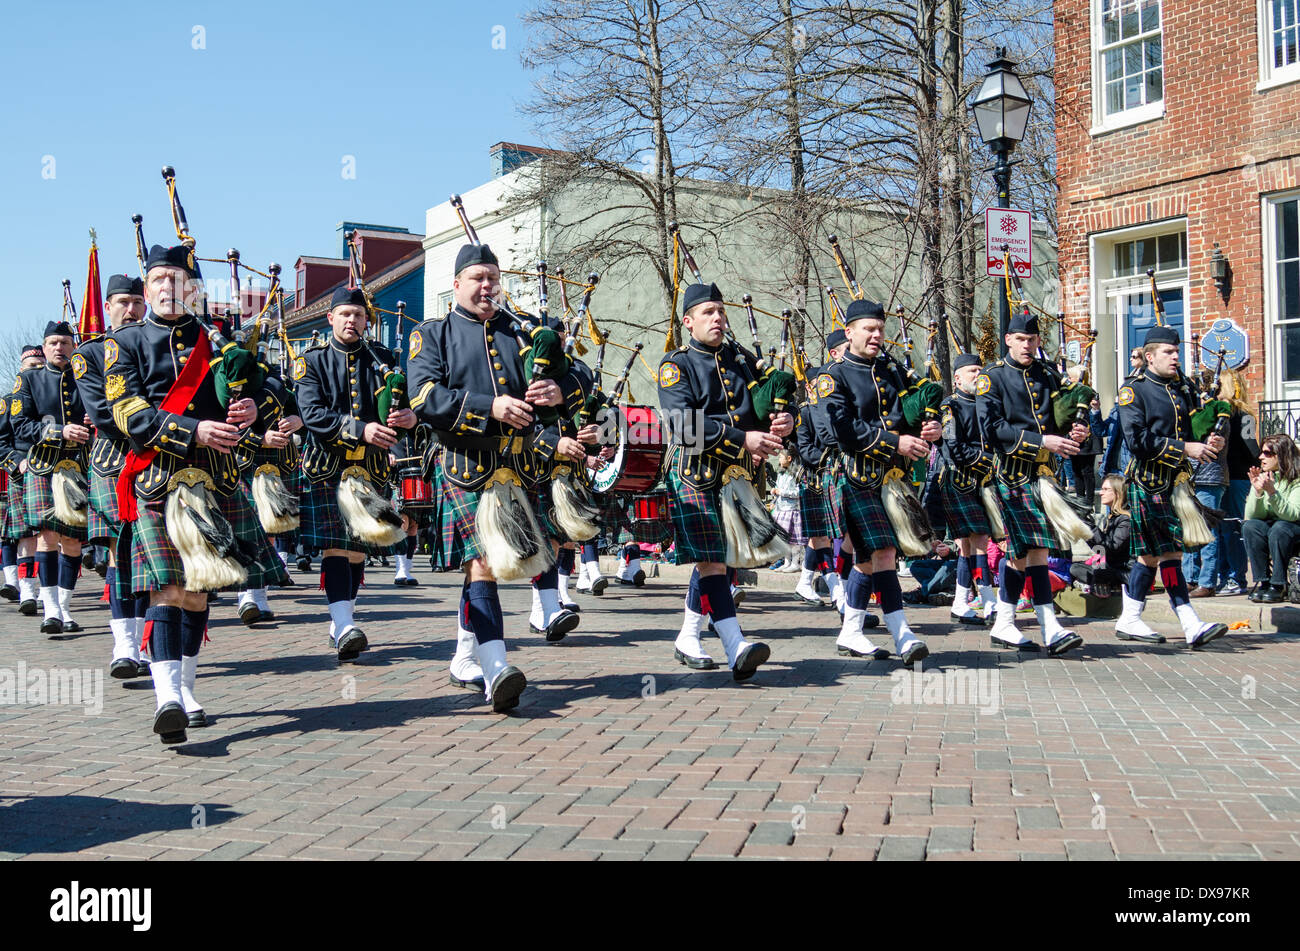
[0,0,535,335]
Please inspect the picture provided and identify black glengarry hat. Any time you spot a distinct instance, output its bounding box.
[455,243,499,275]
[1144,325,1180,346]
[843,299,885,324]
[681,282,724,315]
[330,286,369,310]
[105,273,144,298]
[826,328,847,350]
[1007,311,1040,336]
[43,320,75,339]
[954,353,982,371]
[144,244,200,279]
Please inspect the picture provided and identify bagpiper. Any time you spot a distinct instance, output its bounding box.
[0,344,48,612]
[109,244,288,744]
[1115,325,1229,648]
[818,299,936,665]
[12,321,91,636]
[657,282,787,678]
[73,273,149,676]
[407,243,587,711]
[973,312,1086,655]
[937,353,1002,625]
[295,286,412,661]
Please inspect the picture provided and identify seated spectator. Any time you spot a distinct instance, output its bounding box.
[904,538,958,604]
[1243,433,1300,603]
[1069,474,1132,595]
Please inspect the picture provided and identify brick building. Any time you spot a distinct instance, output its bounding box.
[1056,0,1300,415]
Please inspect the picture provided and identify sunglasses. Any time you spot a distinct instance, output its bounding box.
[1261,450,1277,457]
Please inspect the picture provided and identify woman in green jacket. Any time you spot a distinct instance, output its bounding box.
[1243,433,1300,603]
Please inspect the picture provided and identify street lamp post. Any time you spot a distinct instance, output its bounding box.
[971,48,1033,343]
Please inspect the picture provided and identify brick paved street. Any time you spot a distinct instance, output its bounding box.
[1,562,1298,860]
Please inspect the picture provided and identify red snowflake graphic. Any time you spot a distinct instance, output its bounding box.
[999,214,1018,236]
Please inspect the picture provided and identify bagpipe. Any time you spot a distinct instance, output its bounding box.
[827,236,937,556]
[670,223,792,569]
[51,277,90,528]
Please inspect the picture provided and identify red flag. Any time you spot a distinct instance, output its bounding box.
[80,234,104,339]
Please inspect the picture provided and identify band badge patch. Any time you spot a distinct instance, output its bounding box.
[816,375,835,398]
[71,354,87,379]
[974,374,991,396]
[293,357,307,381]
[11,379,20,394]
[104,339,119,370]
[941,406,954,427]
[408,330,422,360]
[1117,386,1135,406]
[105,374,126,401]
[659,363,681,388]
[9,399,20,416]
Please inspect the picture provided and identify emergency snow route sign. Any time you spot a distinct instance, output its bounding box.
[985,207,1032,279]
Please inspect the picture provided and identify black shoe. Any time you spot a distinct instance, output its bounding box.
[1115,627,1166,643]
[490,666,527,712]
[732,642,770,682]
[0,584,17,602]
[1248,582,1271,603]
[1259,585,1285,604]
[61,619,81,633]
[633,569,646,587]
[239,602,262,626]
[837,644,891,659]
[561,600,581,613]
[1047,632,1084,656]
[81,550,94,570]
[94,561,107,578]
[674,647,718,670]
[990,635,1041,652]
[187,709,208,728]
[296,556,312,572]
[153,702,188,744]
[133,660,152,679]
[449,672,485,691]
[538,610,580,643]
[257,609,276,622]
[951,612,987,626]
[40,616,63,636]
[901,642,929,667]
[19,599,37,616]
[794,591,824,606]
[591,577,608,596]
[336,627,368,661]
[1189,623,1229,650]
[109,658,137,680]
[861,614,880,629]
[732,588,746,607]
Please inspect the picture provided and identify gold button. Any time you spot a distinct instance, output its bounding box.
[490,349,498,356]
[168,422,177,430]
[351,390,358,397]
[188,403,195,411]
[450,467,457,474]
[176,343,184,350]
[159,435,168,444]
[476,465,484,473]
[684,468,691,475]
[493,363,502,370]
[179,356,187,364]
[498,377,507,384]
[524,464,530,471]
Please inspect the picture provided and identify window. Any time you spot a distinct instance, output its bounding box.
[1264,194,1300,399]
[1260,0,1300,89]
[1089,220,1189,406]
[1093,0,1164,133]
[437,290,453,314]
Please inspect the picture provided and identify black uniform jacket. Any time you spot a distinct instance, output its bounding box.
[656,337,762,492]
[818,349,909,490]
[108,310,262,499]
[74,328,133,477]
[974,354,1069,488]
[939,389,994,493]
[1117,367,1200,493]
[12,360,88,477]
[294,335,400,486]
[407,304,584,492]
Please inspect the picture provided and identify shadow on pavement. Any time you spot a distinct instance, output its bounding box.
[0,794,238,853]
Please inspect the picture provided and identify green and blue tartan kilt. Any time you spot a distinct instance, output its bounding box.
[529,484,564,544]
[1,471,26,543]
[300,476,399,557]
[439,479,555,564]
[24,468,87,541]
[836,476,898,555]
[87,468,122,546]
[128,487,289,594]
[799,475,835,539]
[600,493,633,545]
[824,467,844,535]
[665,467,727,564]
[994,479,1056,560]
[1127,481,1183,558]
[943,481,992,539]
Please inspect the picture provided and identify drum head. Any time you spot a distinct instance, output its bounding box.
[589,423,626,493]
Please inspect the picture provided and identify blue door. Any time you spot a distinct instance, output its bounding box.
[1123,287,1185,365]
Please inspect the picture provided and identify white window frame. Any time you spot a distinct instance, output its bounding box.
[1090,0,1166,135]
[1263,190,1300,399]
[1088,218,1189,408]
[436,290,453,314]
[1258,0,1300,90]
